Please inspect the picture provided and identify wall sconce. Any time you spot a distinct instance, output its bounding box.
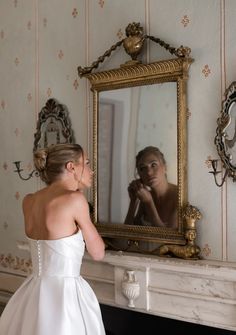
[13,161,39,181]
[209,159,228,187]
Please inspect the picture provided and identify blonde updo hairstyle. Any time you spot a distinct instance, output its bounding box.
[33,143,84,185]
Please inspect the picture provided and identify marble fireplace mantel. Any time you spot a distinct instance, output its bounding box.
[0,250,236,332]
[81,250,236,332]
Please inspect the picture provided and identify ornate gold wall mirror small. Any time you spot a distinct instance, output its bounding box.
[13,98,75,181]
[33,98,75,152]
[78,22,201,259]
[213,82,236,186]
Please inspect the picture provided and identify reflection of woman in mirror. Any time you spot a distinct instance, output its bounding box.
[124,146,178,228]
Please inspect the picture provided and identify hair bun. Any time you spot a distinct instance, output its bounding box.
[33,148,48,171]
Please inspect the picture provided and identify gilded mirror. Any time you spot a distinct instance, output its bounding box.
[13,98,75,182]
[215,81,236,181]
[34,98,75,152]
[78,22,201,259]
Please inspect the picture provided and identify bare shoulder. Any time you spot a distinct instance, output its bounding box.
[169,183,178,196]
[68,191,88,206]
[170,183,178,190]
[65,191,90,216]
[22,193,34,207]
[167,183,178,209]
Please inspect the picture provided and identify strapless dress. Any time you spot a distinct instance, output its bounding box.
[0,230,105,335]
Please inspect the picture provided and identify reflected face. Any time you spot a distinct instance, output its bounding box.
[137,153,167,187]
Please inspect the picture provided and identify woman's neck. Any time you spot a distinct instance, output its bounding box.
[49,178,78,192]
[151,179,170,198]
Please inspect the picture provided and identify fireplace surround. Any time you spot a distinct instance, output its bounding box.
[100,304,236,335]
[81,250,236,332]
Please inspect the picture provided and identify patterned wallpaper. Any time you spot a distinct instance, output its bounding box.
[0,0,236,277]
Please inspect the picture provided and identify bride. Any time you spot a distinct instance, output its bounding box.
[0,143,106,335]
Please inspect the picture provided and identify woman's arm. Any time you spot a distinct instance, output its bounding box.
[135,186,166,227]
[124,198,139,225]
[74,193,105,260]
[124,180,141,225]
[141,198,165,227]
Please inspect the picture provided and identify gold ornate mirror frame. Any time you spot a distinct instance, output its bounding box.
[78,22,201,259]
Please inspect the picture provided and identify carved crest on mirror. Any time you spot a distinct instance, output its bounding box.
[78,22,201,259]
[33,98,75,152]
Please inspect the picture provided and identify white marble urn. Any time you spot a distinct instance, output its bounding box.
[121,270,140,308]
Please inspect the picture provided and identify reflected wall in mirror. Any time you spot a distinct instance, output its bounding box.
[215,81,236,182]
[34,98,75,152]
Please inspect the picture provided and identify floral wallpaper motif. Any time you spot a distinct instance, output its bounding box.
[202,64,211,77]
[43,18,47,27]
[98,0,105,8]
[202,244,212,257]
[73,79,79,90]
[117,29,124,40]
[186,109,191,119]
[46,88,52,97]
[58,50,64,60]
[14,192,20,200]
[27,93,32,102]
[1,100,5,110]
[14,57,19,66]
[181,15,190,27]
[3,163,8,171]
[72,8,78,18]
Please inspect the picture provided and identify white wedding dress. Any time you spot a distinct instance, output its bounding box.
[0,230,106,335]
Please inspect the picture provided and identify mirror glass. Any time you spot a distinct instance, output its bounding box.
[36,116,68,149]
[98,83,177,226]
[223,102,236,166]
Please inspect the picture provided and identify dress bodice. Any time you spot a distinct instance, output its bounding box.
[1,230,106,335]
[28,230,85,277]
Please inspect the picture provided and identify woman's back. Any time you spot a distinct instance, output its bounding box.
[23,185,80,240]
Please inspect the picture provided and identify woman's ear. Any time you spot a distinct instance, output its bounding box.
[65,161,74,173]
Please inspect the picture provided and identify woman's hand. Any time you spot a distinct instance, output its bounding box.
[128,180,153,204]
[136,184,153,204]
[127,180,139,201]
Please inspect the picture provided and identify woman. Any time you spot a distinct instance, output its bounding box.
[0,143,106,335]
[124,146,178,228]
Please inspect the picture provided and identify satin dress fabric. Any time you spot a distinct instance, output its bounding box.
[0,230,105,335]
